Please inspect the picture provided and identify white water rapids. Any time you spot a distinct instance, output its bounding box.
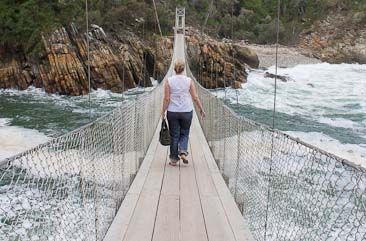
[217,63,366,166]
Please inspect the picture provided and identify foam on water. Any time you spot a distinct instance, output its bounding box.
[0,84,156,111]
[218,63,366,163]
[0,126,49,160]
[0,118,11,127]
[286,131,366,167]
[220,63,366,116]
[318,117,360,129]
[0,83,160,161]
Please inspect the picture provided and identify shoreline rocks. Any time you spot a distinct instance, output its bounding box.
[245,44,321,68]
[0,26,259,94]
[186,28,259,89]
[264,72,291,82]
[299,13,366,64]
[0,24,172,96]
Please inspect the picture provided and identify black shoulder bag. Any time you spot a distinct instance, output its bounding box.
[159,119,170,146]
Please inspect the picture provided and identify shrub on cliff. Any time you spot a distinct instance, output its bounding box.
[0,0,364,56]
[0,0,84,55]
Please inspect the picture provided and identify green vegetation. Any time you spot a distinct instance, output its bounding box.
[0,0,365,56]
[194,0,366,44]
[0,0,84,55]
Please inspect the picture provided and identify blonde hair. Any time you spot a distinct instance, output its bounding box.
[174,60,185,74]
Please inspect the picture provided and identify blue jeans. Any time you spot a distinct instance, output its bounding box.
[167,111,193,161]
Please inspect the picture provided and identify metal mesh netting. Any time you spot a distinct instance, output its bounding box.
[0,84,163,241]
[193,81,366,241]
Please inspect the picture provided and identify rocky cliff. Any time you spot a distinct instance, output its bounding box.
[0,24,172,95]
[299,12,366,64]
[0,25,259,95]
[186,28,259,89]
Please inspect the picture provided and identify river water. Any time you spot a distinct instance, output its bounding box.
[216,63,366,166]
[0,63,365,166]
[0,83,156,161]
[0,63,365,241]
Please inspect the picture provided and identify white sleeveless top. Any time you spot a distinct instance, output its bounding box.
[167,75,193,112]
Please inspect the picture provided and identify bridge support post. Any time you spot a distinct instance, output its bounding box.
[175,8,185,35]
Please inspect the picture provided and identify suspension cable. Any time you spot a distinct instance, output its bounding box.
[231,0,239,105]
[231,0,234,41]
[152,0,163,37]
[271,3,280,131]
[264,0,281,240]
[86,0,91,120]
[122,64,125,101]
[202,0,214,35]
[215,61,218,96]
[223,63,227,101]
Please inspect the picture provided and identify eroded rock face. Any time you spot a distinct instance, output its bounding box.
[299,13,366,64]
[0,25,258,93]
[186,28,259,89]
[0,59,33,90]
[0,24,172,95]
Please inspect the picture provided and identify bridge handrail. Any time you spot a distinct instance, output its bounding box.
[183,38,365,171]
[187,60,366,240]
[0,87,158,166]
[0,83,164,240]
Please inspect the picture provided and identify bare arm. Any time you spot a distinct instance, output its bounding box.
[161,80,170,118]
[189,80,206,118]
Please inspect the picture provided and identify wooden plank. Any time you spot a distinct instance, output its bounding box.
[103,193,139,241]
[160,152,180,196]
[152,195,180,241]
[125,124,161,196]
[141,168,167,192]
[122,191,161,241]
[190,131,236,241]
[193,113,255,241]
[151,148,180,241]
[189,133,217,197]
[121,146,168,241]
[103,125,161,241]
[211,172,255,241]
[200,195,237,241]
[192,115,220,172]
[180,150,209,241]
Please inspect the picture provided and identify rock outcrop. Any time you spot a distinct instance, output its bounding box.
[186,28,259,89]
[0,24,172,95]
[264,72,292,82]
[0,25,258,94]
[299,13,366,64]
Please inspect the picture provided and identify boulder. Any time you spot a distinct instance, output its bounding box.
[185,28,258,89]
[264,72,290,82]
[233,45,259,68]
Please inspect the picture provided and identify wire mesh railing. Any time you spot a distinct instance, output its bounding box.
[193,79,366,241]
[0,84,163,241]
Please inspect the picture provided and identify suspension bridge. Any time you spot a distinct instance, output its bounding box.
[0,7,365,241]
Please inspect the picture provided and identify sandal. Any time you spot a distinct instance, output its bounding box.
[180,154,189,164]
[169,160,178,166]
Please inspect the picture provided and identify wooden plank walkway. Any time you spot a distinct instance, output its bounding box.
[104,113,254,241]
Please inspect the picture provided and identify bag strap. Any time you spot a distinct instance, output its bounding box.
[162,118,168,130]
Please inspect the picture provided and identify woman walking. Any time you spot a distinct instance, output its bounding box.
[161,60,205,166]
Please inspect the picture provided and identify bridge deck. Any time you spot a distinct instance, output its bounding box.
[104,113,253,241]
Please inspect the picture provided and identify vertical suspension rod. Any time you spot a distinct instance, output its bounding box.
[86,0,91,120]
[264,0,281,240]
[152,0,163,37]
